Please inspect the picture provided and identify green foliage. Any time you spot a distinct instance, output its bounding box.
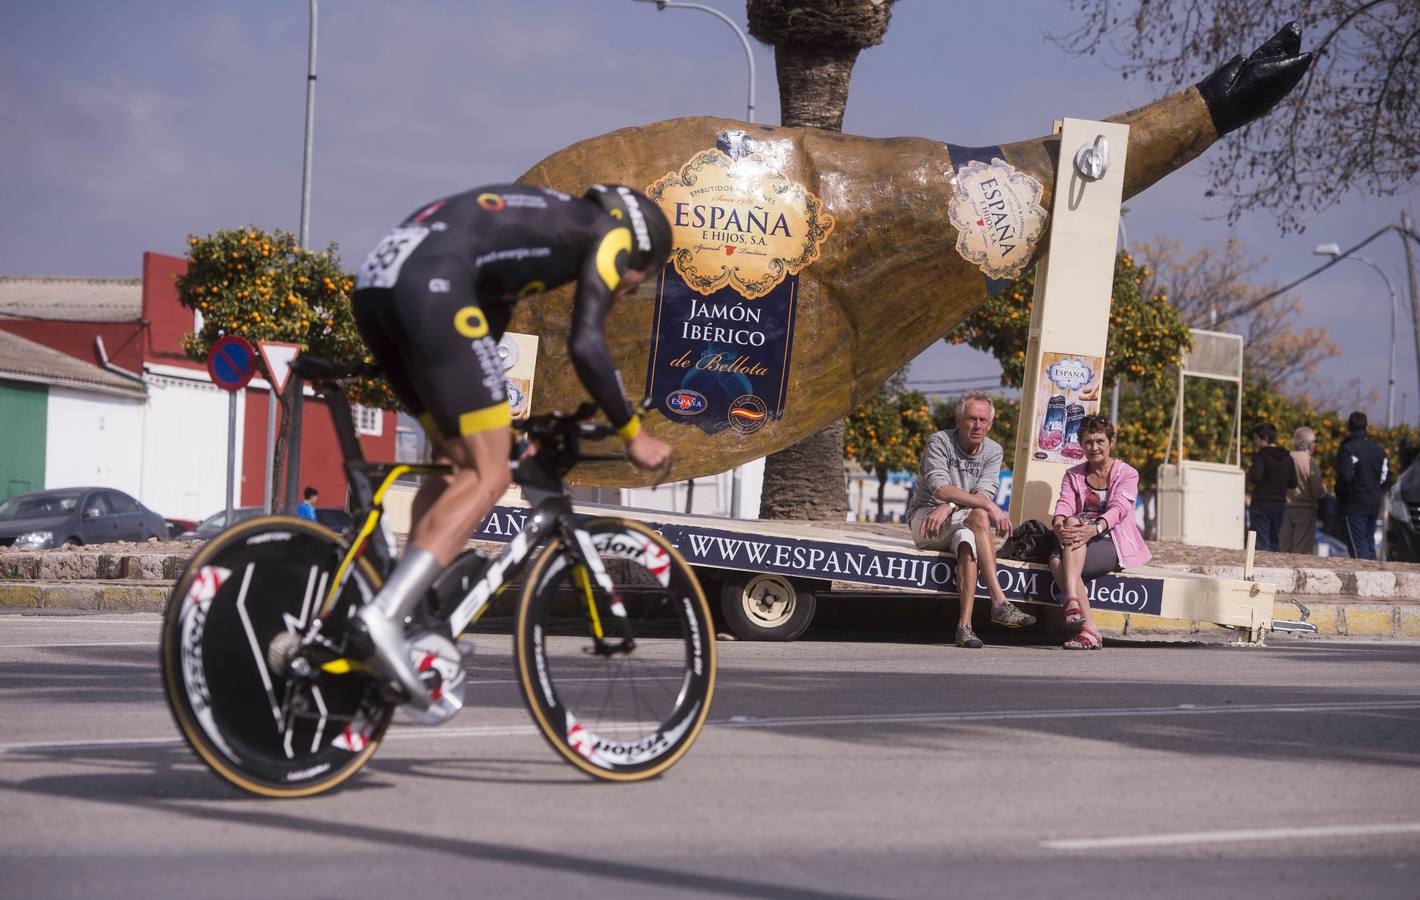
[947,252,1192,391]
[175,227,395,409]
[844,372,935,511]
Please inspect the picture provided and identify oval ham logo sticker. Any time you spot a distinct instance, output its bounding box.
[665,389,708,416]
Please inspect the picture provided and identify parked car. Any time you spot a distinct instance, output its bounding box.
[175,507,265,540]
[164,517,198,540]
[314,507,354,535]
[1386,456,1420,562]
[0,487,168,549]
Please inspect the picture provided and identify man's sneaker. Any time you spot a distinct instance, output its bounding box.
[955,626,984,649]
[991,601,1037,628]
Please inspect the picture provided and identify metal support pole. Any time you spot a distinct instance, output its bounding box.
[1403,210,1420,424]
[285,0,318,512]
[226,391,237,523]
[264,387,277,513]
[635,0,757,515]
[635,0,755,122]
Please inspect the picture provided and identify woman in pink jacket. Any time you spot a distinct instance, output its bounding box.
[1049,415,1152,650]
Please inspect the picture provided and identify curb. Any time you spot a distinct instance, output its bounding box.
[1149,562,1420,601]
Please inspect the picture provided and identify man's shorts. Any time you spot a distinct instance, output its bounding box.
[909,505,976,556]
[352,234,512,441]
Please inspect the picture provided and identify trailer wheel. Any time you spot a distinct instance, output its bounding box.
[720,573,816,641]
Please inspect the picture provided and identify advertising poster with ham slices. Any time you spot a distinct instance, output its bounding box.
[1031,352,1103,463]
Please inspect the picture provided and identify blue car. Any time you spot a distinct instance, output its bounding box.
[0,487,169,549]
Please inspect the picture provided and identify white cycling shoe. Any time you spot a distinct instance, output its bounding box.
[351,602,434,711]
[349,549,445,711]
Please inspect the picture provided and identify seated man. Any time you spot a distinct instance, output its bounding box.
[905,391,1036,648]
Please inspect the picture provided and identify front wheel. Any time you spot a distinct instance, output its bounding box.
[160,516,394,797]
[515,518,716,781]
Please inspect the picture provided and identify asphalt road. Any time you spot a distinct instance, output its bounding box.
[2,614,1418,899]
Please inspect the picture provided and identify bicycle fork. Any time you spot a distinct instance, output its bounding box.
[567,526,637,657]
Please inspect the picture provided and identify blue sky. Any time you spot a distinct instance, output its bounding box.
[4,0,1416,421]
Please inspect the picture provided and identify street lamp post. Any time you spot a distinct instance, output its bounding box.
[1314,243,1402,427]
[632,0,756,123]
[633,0,757,517]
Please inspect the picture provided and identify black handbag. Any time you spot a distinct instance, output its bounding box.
[999,519,1055,563]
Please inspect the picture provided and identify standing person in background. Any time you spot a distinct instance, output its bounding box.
[1247,423,1296,553]
[297,487,318,522]
[1282,427,1327,555]
[1336,411,1389,560]
[906,391,1037,649]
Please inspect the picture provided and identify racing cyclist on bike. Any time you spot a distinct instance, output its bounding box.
[349,183,674,709]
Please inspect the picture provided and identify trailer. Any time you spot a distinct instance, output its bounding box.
[471,502,1279,643]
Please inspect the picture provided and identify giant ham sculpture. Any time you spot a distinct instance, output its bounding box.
[508,23,1311,486]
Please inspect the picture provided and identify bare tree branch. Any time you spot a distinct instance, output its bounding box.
[1051,1,1420,232]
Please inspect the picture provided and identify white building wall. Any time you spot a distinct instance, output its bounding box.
[621,457,764,519]
[44,387,145,495]
[139,372,241,520]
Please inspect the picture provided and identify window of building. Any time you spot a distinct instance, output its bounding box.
[353,405,383,437]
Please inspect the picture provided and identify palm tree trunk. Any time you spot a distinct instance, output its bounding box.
[756,51,863,519]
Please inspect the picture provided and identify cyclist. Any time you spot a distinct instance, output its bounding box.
[349,183,674,708]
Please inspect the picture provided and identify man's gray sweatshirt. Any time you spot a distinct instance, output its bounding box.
[905,430,1002,521]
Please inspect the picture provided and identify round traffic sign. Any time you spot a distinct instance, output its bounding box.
[208,335,258,391]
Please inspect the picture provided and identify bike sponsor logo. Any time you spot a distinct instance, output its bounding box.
[477,193,505,212]
[332,719,373,753]
[683,596,703,675]
[532,624,556,707]
[284,763,332,782]
[180,565,241,762]
[245,531,291,545]
[665,389,708,416]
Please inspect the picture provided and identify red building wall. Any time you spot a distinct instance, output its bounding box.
[8,251,397,510]
[0,320,144,372]
[237,384,396,509]
[132,250,398,509]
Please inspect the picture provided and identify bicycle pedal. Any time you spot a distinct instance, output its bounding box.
[399,632,467,726]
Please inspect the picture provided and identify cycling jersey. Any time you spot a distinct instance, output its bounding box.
[352,184,643,441]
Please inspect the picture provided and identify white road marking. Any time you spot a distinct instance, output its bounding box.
[0,618,161,625]
[1042,822,1420,850]
[3,698,1415,757]
[0,641,159,649]
[714,699,1420,729]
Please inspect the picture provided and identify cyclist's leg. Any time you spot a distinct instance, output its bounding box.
[351,256,512,706]
[408,428,512,564]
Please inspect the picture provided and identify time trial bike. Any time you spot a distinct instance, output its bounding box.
[160,356,715,797]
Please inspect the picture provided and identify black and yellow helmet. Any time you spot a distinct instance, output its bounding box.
[582,184,673,272]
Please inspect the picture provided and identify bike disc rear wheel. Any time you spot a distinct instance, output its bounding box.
[515,518,716,781]
[160,516,393,797]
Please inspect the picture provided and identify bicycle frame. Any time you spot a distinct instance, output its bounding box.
[316,382,633,650]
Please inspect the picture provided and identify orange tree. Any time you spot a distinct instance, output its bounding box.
[175,227,396,502]
[844,372,935,520]
[947,252,1192,490]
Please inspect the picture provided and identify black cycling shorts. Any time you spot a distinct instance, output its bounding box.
[352,245,513,441]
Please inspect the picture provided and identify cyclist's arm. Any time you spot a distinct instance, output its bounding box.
[568,227,639,440]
